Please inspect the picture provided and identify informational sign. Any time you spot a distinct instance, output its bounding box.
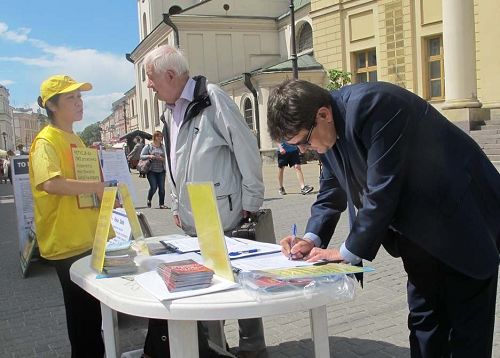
[186,182,235,282]
[118,183,143,240]
[100,150,137,205]
[111,208,132,241]
[11,155,36,277]
[72,147,101,208]
[90,187,117,273]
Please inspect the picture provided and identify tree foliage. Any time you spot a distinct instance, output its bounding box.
[326,69,352,91]
[79,122,102,146]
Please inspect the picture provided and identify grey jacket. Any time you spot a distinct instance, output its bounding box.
[162,77,264,235]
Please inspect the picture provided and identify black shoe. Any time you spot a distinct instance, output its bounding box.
[147,200,151,208]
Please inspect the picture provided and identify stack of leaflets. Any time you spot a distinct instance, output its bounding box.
[156,259,214,292]
[103,247,138,275]
[146,241,177,256]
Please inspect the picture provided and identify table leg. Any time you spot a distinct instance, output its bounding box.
[101,302,120,358]
[168,320,199,358]
[309,305,330,358]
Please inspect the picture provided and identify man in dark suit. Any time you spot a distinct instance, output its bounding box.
[267,79,500,357]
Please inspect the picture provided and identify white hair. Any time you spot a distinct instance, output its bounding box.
[144,45,189,76]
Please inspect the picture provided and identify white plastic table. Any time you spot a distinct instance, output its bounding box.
[70,255,332,358]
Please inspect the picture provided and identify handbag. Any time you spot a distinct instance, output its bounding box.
[231,209,276,244]
[137,159,152,174]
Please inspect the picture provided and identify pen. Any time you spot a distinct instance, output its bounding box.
[313,259,344,266]
[289,223,297,260]
[228,249,260,256]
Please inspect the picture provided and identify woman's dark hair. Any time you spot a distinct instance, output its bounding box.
[267,79,331,141]
[37,94,61,122]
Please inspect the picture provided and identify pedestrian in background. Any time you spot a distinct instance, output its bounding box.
[3,155,11,184]
[267,79,500,358]
[143,44,267,358]
[127,135,144,174]
[276,141,313,195]
[17,143,28,155]
[0,158,5,184]
[30,75,110,357]
[140,130,167,209]
[6,150,14,184]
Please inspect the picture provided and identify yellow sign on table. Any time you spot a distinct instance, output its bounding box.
[118,183,144,240]
[186,182,234,282]
[91,187,117,272]
[72,147,101,208]
[118,183,148,255]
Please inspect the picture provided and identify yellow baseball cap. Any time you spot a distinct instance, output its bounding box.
[40,75,92,107]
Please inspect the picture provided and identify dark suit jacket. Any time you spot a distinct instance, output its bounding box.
[305,82,500,280]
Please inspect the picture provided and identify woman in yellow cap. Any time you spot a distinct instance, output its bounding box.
[30,75,107,357]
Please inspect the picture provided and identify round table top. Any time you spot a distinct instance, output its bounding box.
[70,254,334,321]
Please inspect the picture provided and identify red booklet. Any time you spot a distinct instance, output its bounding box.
[157,259,214,292]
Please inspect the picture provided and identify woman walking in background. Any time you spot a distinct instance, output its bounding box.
[140,130,167,209]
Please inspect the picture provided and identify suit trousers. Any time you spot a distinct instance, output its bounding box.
[398,238,497,358]
[51,252,105,358]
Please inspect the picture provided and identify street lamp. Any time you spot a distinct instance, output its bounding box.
[1,131,7,150]
[123,104,128,135]
[289,0,298,79]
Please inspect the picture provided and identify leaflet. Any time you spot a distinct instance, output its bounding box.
[160,236,280,259]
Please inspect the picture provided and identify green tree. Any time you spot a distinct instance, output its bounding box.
[326,69,352,90]
[79,122,102,146]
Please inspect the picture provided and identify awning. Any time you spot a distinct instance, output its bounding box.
[119,129,153,141]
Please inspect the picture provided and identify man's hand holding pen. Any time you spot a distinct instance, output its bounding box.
[280,235,314,260]
[280,223,345,262]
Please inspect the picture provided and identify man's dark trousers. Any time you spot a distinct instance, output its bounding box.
[398,238,497,358]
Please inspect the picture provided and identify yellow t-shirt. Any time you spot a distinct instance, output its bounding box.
[29,125,100,260]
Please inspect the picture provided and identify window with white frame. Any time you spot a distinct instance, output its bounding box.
[354,48,377,83]
[144,99,149,129]
[297,22,313,53]
[426,35,444,100]
[243,98,254,130]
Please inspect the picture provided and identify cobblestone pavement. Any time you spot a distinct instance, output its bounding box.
[0,162,499,357]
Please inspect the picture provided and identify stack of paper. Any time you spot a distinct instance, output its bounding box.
[103,248,138,275]
[156,259,214,292]
[146,241,174,256]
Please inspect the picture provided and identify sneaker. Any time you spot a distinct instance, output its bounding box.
[278,187,287,195]
[300,185,314,195]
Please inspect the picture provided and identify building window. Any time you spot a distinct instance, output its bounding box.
[142,65,146,82]
[243,98,254,130]
[154,94,160,126]
[144,100,149,129]
[142,13,148,38]
[354,49,377,83]
[297,22,313,53]
[131,99,135,116]
[426,36,444,100]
